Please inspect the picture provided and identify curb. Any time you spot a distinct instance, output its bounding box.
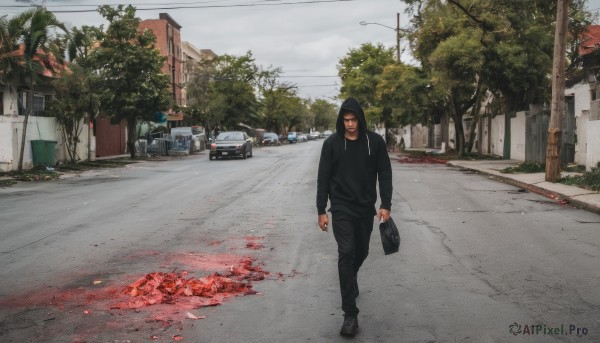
[447,162,600,216]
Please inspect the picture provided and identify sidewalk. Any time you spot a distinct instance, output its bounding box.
[447,159,600,216]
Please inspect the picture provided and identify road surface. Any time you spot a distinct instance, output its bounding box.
[1,140,599,342]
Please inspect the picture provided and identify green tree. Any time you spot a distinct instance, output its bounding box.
[91,5,171,159]
[338,43,398,147]
[402,0,592,155]
[338,42,396,126]
[47,64,95,163]
[310,98,337,132]
[13,7,67,171]
[66,25,102,161]
[256,66,301,133]
[377,63,437,127]
[0,14,23,92]
[206,52,260,131]
[186,58,217,135]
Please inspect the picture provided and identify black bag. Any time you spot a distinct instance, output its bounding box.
[379,217,400,255]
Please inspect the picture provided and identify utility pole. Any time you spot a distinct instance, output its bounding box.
[396,13,401,62]
[546,0,569,182]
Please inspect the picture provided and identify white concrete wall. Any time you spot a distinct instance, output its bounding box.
[576,111,590,166]
[0,115,92,171]
[489,114,505,157]
[55,121,92,163]
[2,85,19,116]
[567,81,591,166]
[0,116,16,171]
[449,119,456,149]
[510,111,527,161]
[586,120,600,171]
[400,125,411,149]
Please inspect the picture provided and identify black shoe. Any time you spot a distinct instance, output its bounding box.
[353,276,359,298]
[340,316,359,336]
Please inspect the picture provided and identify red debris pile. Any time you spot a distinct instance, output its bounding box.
[111,259,268,310]
[396,154,448,164]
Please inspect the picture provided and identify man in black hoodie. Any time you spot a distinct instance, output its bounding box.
[316,97,393,337]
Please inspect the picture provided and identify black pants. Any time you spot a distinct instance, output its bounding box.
[331,212,374,316]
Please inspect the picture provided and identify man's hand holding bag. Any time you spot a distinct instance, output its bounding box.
[379,217,400,255]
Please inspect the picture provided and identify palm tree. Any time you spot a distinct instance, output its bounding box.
[0,15,24,107]
[14,7,67,171]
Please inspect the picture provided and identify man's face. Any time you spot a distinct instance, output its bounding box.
[343,112,359,134]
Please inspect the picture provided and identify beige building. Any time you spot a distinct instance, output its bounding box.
[181,41,217,108]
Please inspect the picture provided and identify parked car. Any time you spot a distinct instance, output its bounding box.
[287,132,298,144]
[297,134,308,142]
[308,131,320,140]
[262,132,280,146]
[209,131,253,160]
[322,130,333,138]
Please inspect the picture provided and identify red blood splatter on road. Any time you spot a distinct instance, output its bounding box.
[396,155,448,164]
[111,258,268,310]
[0,252,271,342]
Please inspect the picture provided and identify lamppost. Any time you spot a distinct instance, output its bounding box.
[359,13,401,62]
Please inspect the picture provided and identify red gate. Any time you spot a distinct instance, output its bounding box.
[95,115,127,157]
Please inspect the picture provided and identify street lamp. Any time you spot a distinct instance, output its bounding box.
[359,13,401,62]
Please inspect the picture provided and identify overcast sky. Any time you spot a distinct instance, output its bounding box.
[4,0,600,103]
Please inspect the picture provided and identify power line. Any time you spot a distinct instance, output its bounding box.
[280,75,338,78]
[297,84,338,87]
[0,0,224,7]
[33,0,354,13]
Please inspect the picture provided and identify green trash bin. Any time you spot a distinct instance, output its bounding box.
[31,140,57,166]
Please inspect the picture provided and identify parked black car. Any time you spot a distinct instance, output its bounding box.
[209,131,253,160]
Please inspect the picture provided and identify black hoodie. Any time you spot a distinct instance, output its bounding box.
[316,97,392,217]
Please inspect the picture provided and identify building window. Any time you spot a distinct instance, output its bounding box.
[18,91,48,116]
[33,94,44,115]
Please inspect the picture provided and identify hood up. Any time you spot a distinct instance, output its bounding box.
[336,97,371,155]
[336,97,367,137]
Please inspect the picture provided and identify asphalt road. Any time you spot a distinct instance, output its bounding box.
[0,140,599,343]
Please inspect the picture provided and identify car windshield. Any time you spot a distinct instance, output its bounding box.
[216,132,244,141]
[264,133,275,138]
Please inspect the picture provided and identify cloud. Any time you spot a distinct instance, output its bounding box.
[10,0,409,99]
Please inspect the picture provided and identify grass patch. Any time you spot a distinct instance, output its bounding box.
[0,165,60,182]
[501,162,545,174]
[56,158,138,171]
[560,163,600,192]
[401,149,502,161]
[501,162,587,174]
[500,161,599,191]
[0,158,139,184]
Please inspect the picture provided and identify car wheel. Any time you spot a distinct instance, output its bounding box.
[242,148,247,159]
[209,155,213,160]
